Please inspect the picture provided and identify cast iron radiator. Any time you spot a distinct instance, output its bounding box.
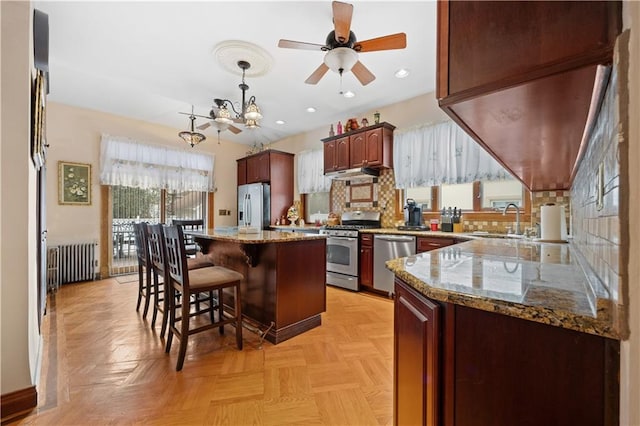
[47,242,97,288]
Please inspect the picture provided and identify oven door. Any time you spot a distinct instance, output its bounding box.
[325,236,358,276]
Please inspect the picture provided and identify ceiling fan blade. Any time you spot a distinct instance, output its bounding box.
[228,125,242,134]
[332,1,353,44]
[196,122,211,130]
[278,39,326,51]
[305,63,330,85]
[352,61,376,86]
[355,33,407,52]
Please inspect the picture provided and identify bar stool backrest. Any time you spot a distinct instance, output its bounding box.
[163,225,190,290]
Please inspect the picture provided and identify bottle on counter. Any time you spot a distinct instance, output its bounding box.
[337,121,343,135]
[329,124,335,137]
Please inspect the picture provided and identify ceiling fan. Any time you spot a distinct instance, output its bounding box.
[278,1,406,86]
[196,101,243,135]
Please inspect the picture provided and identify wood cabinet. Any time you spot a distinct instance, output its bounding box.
[349,126,393,168]
[394,277,620,426]
[437,1,621,191]
[323,137,350,173]
[359,234,373,289]
[237,158,247,185]
[394,278,441,426]
[245,151,271,183]
[416,237,456,253]
[236,150,294,226]
[322,122,395,174]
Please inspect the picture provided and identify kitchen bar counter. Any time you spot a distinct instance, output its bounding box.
[192,229,326,344]
[387,237,620,339]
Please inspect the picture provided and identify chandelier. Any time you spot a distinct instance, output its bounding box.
[211,60,263,129]
[178,106,206,147]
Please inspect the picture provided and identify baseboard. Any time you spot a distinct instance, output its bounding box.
[1,386,37,422]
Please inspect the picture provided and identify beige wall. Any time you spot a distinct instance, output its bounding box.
[271,92,449,197]
[45,102,249,249]
[1,0,41,394]
[621,2,639,424]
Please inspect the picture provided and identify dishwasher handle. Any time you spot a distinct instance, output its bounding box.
[374,235,416,242]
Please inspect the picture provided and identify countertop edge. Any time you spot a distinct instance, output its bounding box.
[385,239,621,340]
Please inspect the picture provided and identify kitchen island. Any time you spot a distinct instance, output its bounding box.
[387,238,620,426]
[192,229,326,344]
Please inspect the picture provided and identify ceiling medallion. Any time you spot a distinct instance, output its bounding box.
[212,40,273,77]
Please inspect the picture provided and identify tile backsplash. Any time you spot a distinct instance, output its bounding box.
[330,169,397,227]
[570,61,624,308]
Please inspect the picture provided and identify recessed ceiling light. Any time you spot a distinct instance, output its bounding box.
[275,120,285,125]
[395,68,410,79]
[306,107,316,113]
[343,90,355,98]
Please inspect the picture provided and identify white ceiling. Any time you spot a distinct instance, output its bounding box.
[34,1,438,146]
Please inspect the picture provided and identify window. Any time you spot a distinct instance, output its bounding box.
[399,177,526,214]
[440,183,474,210]
[110,185,207,276]
[305,192,330,224]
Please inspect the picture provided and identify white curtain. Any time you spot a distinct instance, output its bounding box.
[393,121,511,188]
[100,134,215,192]
[297,149,331,194]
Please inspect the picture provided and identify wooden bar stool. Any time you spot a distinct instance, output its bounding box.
[132,222,153,318]
[146,224,214,337]
[162,224,244,371]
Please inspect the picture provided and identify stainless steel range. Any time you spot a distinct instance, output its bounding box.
[320,211,381,291]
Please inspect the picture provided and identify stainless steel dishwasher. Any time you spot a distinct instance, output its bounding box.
[373,234,416,294]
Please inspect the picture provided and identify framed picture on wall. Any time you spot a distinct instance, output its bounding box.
[58,161,91,205]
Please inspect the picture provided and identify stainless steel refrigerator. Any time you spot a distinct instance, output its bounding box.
[237,183,271,229]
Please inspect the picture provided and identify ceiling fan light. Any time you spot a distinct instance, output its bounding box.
[215,105,234,124]
[245,119,259,129]
[324,47,358,73]
[244,99,263,121]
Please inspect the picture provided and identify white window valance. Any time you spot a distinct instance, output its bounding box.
[297,149,331,194]
[99,134,215,192]
[393,121,511,189]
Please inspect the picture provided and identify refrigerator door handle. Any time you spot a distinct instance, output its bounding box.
[245,194,251,226]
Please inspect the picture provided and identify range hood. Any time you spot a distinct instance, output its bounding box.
[324,167,380,180]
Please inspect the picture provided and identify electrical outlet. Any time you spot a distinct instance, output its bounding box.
[218,209,226,215]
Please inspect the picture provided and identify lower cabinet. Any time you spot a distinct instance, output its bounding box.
[416,236,456,253]
[394,278,441,426]
[394,277,620,426]
[359,234,373,289]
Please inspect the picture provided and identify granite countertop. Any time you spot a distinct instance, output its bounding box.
[387,238,619,339]
[191,228,326,244]
[270,224,323,233]
[360,228,474,238]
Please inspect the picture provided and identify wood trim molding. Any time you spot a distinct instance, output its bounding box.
[1,386,37,421]
[207,192,214,229]
[99,185,110,279]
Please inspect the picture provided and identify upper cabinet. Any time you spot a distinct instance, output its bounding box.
[237,150,294,223]
[437,1,621,191]
[323,136,350,173]
[322,122,395,174]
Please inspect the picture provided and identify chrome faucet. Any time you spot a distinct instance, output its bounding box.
[502,203,521,235]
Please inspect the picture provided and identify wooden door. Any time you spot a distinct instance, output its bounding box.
[364,127,384,167]
[247,152,270,183]
[335,136,350,170]
[349,132,366,168]
[323,141,337,172]
[237,158,247,185]
[359,234,373,289]
[394,279,441,426]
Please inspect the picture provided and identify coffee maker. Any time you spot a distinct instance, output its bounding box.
[403,198,424,228]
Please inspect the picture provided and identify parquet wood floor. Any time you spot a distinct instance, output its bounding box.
[9,276,394,425]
